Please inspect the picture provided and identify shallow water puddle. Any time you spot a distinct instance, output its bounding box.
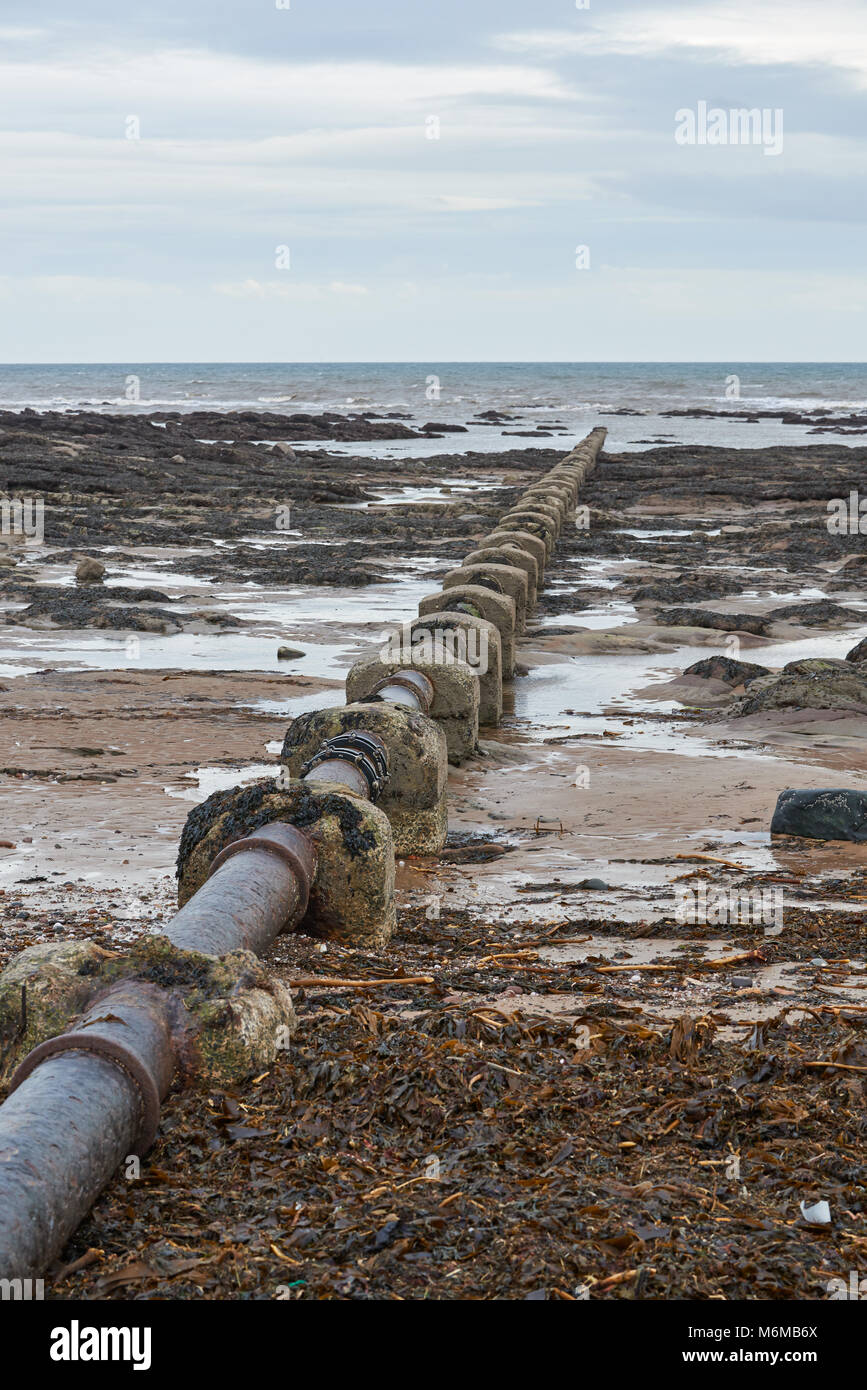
[164,762,278,801]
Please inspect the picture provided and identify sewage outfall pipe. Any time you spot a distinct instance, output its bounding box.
[0,722,396,1278]
[0,822,319,1279]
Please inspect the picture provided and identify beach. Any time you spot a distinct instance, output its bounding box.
[0,396,865,1299]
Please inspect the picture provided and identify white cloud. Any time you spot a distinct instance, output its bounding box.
[436,195,541,212]
[0,49,575,133]
[497,1,867,87]
[213,279,369,300]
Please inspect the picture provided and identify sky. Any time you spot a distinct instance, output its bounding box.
[0,0,865,361]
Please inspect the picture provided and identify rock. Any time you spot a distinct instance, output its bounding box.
[845,636,867,664]
[170,453,185,464]
[189,609,241,628]
[282,702,449,853]
[656,607,769,635]
[683,656,770,686]
[271,442,296,459]
[771,788,867,843]
[577,877,609,890]
[767,600,863,626]
[277,645,306,659]
[0,940,114,1077]
[781,659,852,680]
[735,664,867,715]
[633,574,734,604]
[75,557,105,585]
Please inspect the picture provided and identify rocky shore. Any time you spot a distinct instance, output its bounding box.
[0,412,865,1301]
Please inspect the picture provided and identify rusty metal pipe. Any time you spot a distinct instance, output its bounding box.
[303,758,370,797]
[165,822,316,956]
[0,981,175,1278]
[0,824,317,1279]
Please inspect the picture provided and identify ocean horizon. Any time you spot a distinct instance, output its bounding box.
[2,361,863,454]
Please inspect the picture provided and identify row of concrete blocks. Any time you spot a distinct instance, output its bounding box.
[271,425,609,871]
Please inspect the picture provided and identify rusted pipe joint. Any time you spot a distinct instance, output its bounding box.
[8,980,175,1156]
[407,613,503,726]
[419,585,517,678]
[301,729,389,801]
[346,654,479,763]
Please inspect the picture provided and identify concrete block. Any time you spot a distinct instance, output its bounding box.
[177,776,396,947]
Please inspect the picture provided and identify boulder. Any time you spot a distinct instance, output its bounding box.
[656,608,769,635]
[767,600,863,627]
[75,557,105,585]
[845,636,867,664]
[735,664,867,716]
[771,788,867,843]
[683,656,769,686]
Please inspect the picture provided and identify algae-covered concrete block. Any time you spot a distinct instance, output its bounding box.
[499,511,558,552]
[444,563,528,633]
[283,700,451,843]
[409,612,503,727]
[0,940,114,1080]
[511,497,562,529]
[346,655,478,768]
[419,585,516,678]
[523,486,573,519]
[484,529,547,581]
[177,776,396,948]
[462,546,538,603]
[0,936,299,1087]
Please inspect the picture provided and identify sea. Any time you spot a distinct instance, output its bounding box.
[0,362,864,455]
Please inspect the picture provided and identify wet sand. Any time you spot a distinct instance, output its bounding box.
[1,415,865,1299]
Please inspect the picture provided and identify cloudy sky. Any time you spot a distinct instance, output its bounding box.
[0,0,864,361]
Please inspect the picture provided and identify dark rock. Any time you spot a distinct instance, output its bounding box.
[656,608,769,635]
[683,656,770,686]
[845,636,867,664]
[771,788,867,843]
[633,573,734,604]
[75,557,105,585]
[735,664,867,715]
[767,599,863,626]
[781,658,850,676]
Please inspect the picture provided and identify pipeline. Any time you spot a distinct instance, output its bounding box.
[0,728,392,1279]
[0,424,607,1282]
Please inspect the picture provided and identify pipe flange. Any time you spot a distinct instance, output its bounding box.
[208,823,317,926]
[301,731,390,802]
[10,1034,161,1156]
